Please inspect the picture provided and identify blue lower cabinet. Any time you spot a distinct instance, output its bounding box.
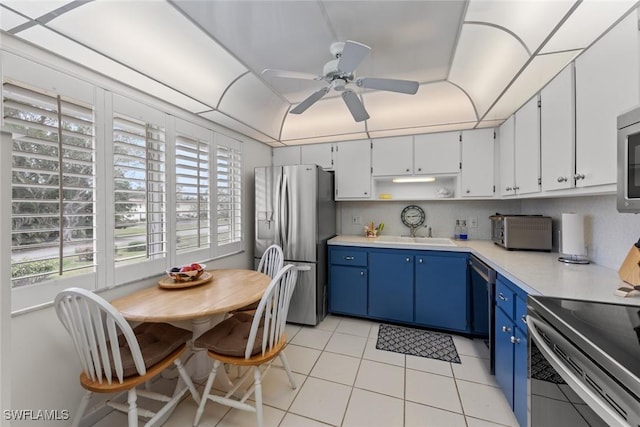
[494,275,529,427]
[329,264,368,316]
[368,252,414,323]
[414,253,469,332]
[494,306,515,407]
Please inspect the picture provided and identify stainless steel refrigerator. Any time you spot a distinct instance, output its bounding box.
[255,165,336,325]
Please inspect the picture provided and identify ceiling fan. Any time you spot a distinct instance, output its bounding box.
[262,40,420,122]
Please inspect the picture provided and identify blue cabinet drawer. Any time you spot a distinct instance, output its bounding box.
[495,279,516,319]
[330,248,368,266]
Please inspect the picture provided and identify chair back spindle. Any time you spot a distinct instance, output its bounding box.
[257,244,284,279]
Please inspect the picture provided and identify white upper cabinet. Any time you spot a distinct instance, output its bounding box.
[499,115,516,196]
[499,97,540,196]
[460,128,495,197]
[575,12,640,188]
[414,132,460,174]
[514,96,541,195]
[371,136,413,176]
[273,146,300,166]
[334,139,371,199]
[301,143,334,170]
[540,65,575,191]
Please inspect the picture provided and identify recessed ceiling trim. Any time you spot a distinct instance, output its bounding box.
[317,0,339,41]
[216,70,251,110]
[35,0,90,24]
[210,108,280,144]
[446,80,479,122]
[476,0,582,124]
[463,21,531,56]
[278,104,293,143]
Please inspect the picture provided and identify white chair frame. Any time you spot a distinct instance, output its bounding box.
[194,264,308,427]
[257,244,284,279]
[55,287,200,427]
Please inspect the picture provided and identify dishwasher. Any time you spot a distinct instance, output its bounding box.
[469,255,496,373]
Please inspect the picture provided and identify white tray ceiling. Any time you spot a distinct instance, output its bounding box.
[1,0,637,146]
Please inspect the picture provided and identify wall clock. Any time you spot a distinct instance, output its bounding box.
[401,205,425,228]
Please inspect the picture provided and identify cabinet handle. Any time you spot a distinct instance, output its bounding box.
[405,257,411,263]
[360,271,365,276]
[573,173,585,180]
[510,336,521,344]
[513,186,519,191]
[521,315,527,325]
[406,168,410,172]
[418,258,423,264]
[417,168,422,172]
[344,256,355,261]
[557,176,568,183]
[505,186,512,191]
[466,189,470,194]
[501,325,512,333]
[364,191,368,195]
[498,293,508,302]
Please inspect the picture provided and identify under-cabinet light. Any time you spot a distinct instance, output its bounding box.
[392,177,436,183]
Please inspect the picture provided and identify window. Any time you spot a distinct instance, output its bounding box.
[216,135,242,254]
[3,81,95,288]
[112,111,166,265]
[175,131,210,254]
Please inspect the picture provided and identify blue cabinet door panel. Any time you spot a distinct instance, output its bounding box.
[513,325,528,427]
[494,307,515,408]
[329,265,367,316]
[368,252,414,323]
[415,254,468,331]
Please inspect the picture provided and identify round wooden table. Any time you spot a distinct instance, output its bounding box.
[111,269,271,380]
[111,269,271,323]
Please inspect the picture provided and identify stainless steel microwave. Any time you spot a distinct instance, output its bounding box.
[618,105,640,213]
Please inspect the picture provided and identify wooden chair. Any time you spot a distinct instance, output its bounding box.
[193,264,306,427]
[55,287,200,427]
[233,244,284,314]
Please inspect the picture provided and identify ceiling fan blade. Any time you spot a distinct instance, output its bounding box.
[290,87,330,114]
[262,69,322,81]
[356,77,419,94]
[342,90,369,122]
[337,40,371,74]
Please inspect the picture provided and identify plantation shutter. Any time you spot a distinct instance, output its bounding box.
[113,108,166,265]
[175,130,210,254]
[216,135,242,254]
[3,81,95,288]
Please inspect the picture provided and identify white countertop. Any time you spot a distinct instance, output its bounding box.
[328,235,638,306]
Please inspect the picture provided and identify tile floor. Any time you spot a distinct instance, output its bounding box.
[98,315,519,427]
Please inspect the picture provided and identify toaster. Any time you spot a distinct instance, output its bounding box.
[490,214,552,251]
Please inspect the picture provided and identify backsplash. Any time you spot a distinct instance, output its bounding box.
[337,194,639,270]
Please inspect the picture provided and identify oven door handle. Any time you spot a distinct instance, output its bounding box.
[526,315,629,427]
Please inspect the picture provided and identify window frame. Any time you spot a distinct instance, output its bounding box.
[214,133,244,257]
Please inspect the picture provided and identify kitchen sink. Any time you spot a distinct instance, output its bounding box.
[375,235,457,246]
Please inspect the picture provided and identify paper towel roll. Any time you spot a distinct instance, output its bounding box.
[561,213,585,256]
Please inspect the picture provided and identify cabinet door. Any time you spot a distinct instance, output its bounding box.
[334,139,371,199]
[273,146,300,166]
[414,132,460,174]
[371,136,413,176]
[498,116,516,196]
[494,307,515,408]
[301,143,333,170]
[368,252,414,323]
[514,96,541,195]
[575,13,640,187]
[329,265,367,316]
[541,65,575,191]
[513,325,528,427]
[414,253,468,332]
[460,128,495,197]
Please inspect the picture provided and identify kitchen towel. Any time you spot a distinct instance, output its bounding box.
[561,213,585,256]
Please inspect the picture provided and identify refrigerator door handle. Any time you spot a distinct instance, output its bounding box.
[279,173,289,250]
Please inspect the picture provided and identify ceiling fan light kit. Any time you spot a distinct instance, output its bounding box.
[263,40,420,122]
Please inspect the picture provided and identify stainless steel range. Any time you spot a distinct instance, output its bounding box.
[527,296,640,426]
